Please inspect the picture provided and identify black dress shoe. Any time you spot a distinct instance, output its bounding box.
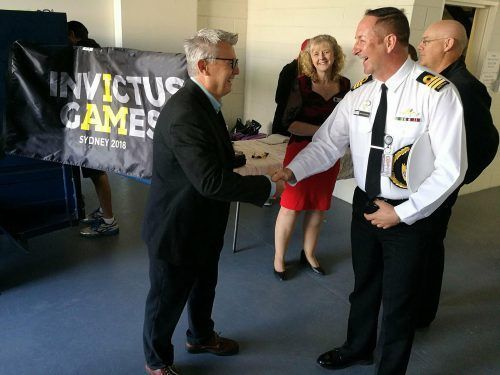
[273,268,287,281]
[317,347,373,369]
[300,250,325,275]
[186,333,239,356]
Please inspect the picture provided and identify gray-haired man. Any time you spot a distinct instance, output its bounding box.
[142,28,280,375]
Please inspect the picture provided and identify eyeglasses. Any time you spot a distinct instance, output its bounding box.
[420,37,449,46]
[212,57,239,70]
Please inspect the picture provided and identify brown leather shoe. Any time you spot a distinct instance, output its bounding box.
[186,332,239,356]
[145,364,180,375]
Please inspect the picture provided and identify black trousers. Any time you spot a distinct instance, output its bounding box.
[345,188,430,375]
[416,189,459,326]
[143,251,220,369]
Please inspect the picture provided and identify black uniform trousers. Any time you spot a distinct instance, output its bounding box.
[143,251,220,369]
[345,187,431,375]
[416,188,459,326]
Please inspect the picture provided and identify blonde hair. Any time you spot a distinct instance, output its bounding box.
[299,34,345,82]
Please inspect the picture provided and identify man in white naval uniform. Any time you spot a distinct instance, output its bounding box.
[273,7,466,375]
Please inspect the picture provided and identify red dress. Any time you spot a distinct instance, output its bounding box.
[280,75,350,211]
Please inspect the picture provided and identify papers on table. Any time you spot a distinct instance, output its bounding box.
[257,134,289,145]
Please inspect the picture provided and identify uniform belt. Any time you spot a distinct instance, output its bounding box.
[357,186,408,206]
[376,197,408,206]
[363,197,408,215]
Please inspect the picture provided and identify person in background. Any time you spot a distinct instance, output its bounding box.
[271,39,309,135]
[416,19,498,328]
[67,20,119,237]
[273,35,350,280]
[408,43,418,61]
[68,20,99,47]
[142,28,283,375]
[273,7,466,374]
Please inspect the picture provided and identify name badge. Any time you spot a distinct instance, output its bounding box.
[354,109,370,117]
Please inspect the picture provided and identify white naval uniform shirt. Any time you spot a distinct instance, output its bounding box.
[287,59,467,225]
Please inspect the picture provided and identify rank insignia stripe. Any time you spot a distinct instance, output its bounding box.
[351,75,373,91]
[416,71,450,92]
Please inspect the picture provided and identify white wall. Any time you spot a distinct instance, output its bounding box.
[120,0,197,53]
[244,0,417,136]
[484,6,500,191]
[0,0,198,51]
[463,2,500,194]
[0,0,116,46]
[197,0,248,128]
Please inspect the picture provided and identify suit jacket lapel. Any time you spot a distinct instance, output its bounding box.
[185,80,234,159]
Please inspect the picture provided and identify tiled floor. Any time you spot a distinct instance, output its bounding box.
[1,174,499,374]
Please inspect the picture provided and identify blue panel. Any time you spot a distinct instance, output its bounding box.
[0,155,80,239]
[0,10,82,241]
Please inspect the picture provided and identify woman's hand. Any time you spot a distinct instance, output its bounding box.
[288,121,318,136]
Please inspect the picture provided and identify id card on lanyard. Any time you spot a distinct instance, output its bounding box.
[381,135,393,177]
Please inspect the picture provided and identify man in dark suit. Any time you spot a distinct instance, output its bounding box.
[417,20,499,328]
[142,29,282,375]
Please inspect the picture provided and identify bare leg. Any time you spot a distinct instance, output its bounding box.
[90,173,113,219]
[302,210,325,268]
[274,207,299,272]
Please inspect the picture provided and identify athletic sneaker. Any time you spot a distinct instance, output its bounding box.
[81,207,103,224]
[80,217,119,237]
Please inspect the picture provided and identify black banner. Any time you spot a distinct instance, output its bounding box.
[5,41,189,179]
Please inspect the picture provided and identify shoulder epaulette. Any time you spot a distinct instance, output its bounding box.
[416,71,450,91]
[351,75,373,91]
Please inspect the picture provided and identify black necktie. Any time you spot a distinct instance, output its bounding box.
[365,83,388,199]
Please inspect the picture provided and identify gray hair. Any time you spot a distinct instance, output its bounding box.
[184,28,239,77]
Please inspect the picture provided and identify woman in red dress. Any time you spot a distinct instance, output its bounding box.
[274,34,350,280]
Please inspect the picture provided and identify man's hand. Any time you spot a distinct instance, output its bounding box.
[272,167,294,182]
[275,179,285,196]
[364,199,401,229]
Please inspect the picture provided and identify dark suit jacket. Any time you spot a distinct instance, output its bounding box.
[142,79,271,266]
[441,59,498,184]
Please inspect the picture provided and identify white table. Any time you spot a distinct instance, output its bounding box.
[231,138,353,252]
[232,139,287,252]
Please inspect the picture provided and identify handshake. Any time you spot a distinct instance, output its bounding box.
[268,167,295,197]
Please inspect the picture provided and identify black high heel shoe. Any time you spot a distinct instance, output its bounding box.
[273,268,287,281]
[300,250,325,275]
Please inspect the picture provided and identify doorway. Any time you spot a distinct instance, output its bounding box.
[443,0,498,76]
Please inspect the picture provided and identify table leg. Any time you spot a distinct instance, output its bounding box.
[232,201,240,253]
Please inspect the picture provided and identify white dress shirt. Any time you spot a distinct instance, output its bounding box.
[287,59,467,225]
